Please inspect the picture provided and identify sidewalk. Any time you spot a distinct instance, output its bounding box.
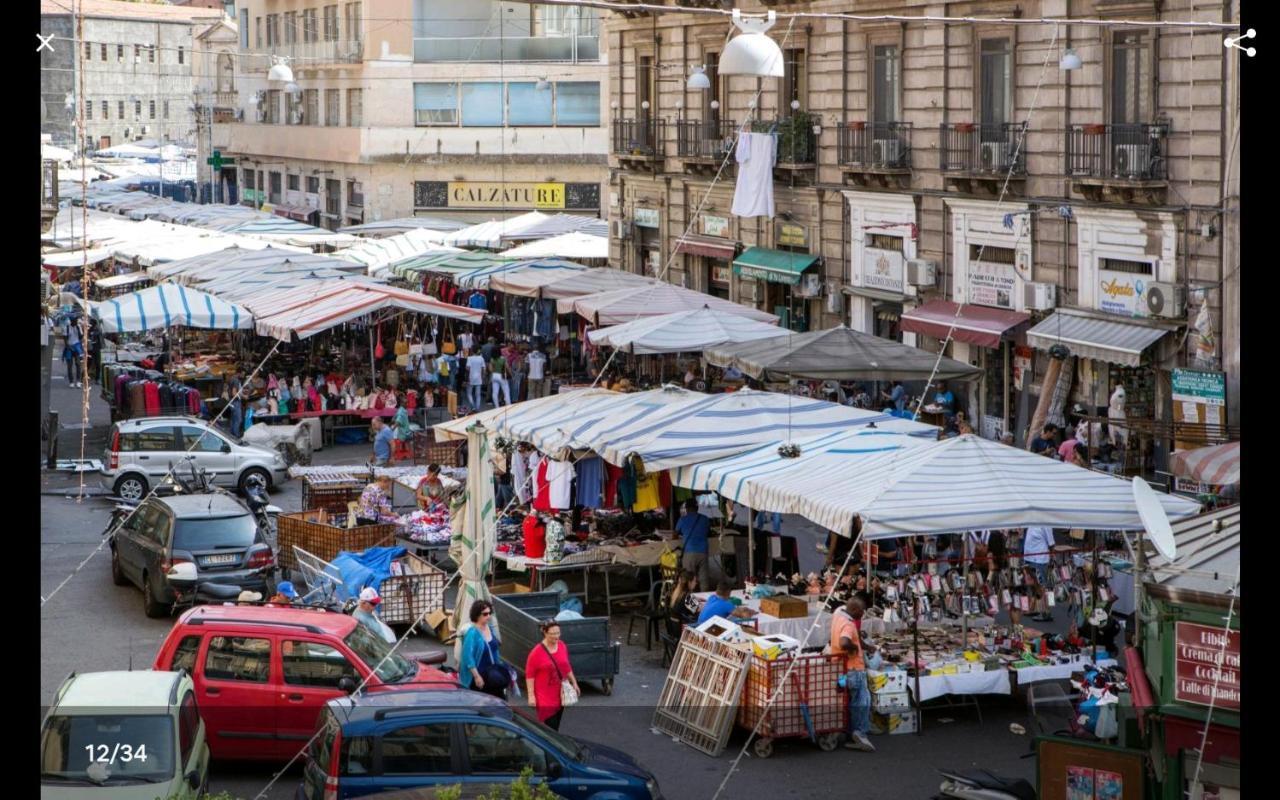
[44,345,113,477]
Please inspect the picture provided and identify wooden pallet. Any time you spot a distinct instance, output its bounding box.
[652,627,752,757]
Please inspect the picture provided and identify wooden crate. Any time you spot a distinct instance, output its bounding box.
[380,553,448,626]
[276,510,397,571]
[760,595,809,619]
[301,479,366,515]
[652,627,752,757]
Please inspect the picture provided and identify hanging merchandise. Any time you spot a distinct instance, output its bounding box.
[546,459,574,511]
[731,131,777,218]
[440,320,457,355]
[374,326,386,360]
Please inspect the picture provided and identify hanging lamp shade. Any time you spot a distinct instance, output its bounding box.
[267,57,294,83]
[1059,49,1082,70]
[687,65,711,90]
[719,10,784,77]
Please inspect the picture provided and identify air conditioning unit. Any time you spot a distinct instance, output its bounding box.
[234,109,244,121]
[1024,281,1057,311]
[613,219,632,240]
[1146,281,1187,318]
[906,258,937,288]
[872,138,900,164]
[796,272,824,298]
[980,141,1009,171]
[1113,143,1151,178]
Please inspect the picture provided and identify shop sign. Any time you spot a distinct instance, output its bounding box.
[1174,477,1210,495]
[1097,268,1152,317]
[968,260,1018,309]
[1174,622,1240,711]
[981,415,1004,441]
[777,221,808,248]
[635,208,660,229]
[711,265,731,285]
[242,188,262,203]
[1012,345,1033,392]
[862,248,904,294]
[702,214,729,237]
[1172,368,1226,426]
[446,181,566,210]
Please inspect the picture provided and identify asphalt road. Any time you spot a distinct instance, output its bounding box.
[40,360,1044,800]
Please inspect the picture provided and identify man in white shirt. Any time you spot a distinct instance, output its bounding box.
[525,349,549,399]
[1022,526,1055,621]
[464,349,486,410]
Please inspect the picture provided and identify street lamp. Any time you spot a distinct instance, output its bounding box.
[687,66,711,91]
[720,10,784,77]
[1059,49,1082,70]
[268,56,294,83]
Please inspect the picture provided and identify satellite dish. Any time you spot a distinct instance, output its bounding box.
[1132,478,1177,561]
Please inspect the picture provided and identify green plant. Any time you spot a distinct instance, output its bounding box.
[437,766,561,800]
[775,111,817,163]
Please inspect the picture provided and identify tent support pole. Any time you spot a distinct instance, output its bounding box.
[747,511,754,583]
[962,537,970,644]
[913,593,923,736]
[1133,529,1144,647]
[369,324,376,389]
[1091,531,1100,663]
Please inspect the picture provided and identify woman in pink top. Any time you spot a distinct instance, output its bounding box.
[524,619,580,730]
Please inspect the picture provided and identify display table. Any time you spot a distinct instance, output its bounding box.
[492,550,616,609]
[1010,656,1117,686]
[692,591,831,647]
[914,669,1012,703]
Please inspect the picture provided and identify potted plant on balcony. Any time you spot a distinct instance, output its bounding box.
[955,122,975,133]
[777,110,817,164]
[1083,123,1106,136]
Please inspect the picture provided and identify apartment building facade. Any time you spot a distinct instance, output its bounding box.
[39,0,224,153]
[223,0,610,230]
[607,0,1240,460]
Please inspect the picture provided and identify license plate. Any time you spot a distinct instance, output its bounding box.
[203,554,238,565]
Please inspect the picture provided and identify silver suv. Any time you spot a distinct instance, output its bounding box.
[101,416,287,501]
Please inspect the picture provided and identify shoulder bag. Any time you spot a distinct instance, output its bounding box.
[440,320,457,355]
[541,643,579,707]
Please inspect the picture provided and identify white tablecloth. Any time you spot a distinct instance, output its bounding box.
[913,669,1012,703]
[1011,657,1117,685]
[693,591,831,647]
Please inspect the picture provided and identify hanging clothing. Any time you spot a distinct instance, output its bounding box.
[543,518,565,564]
[731,132,777,218]
[616,461,638,510]
[604,462,623,509]
[533,459,552,512]
[632,471,661,512]
[522,514,547,559]
[575,456,604,509]
[546,459,574,511]
[512,450,532,504]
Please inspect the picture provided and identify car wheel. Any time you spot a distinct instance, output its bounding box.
[238,467,271,496]
[110,545,129,586]
[113,474,148,502]
[142,571,170,619]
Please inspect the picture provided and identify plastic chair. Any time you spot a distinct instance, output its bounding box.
[626,579,673,651]
[392,438,413,463]
[659,615,684,669]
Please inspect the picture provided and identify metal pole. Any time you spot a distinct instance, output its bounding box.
[913,593,922,736]
[1090,531,1099,663]
[962,534,970,644]
[1133,529,1144,645]
[747,508,754,583]
[369,324,377,389]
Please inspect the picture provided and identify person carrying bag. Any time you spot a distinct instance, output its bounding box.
[525,619,580,731]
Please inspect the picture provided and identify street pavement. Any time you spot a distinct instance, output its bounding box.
[41,355,1044,799]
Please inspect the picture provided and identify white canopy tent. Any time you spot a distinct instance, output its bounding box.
[432,388,618,443]
[91,284,253,333]
[500,232,608,260]
[443,211,549,249]
[672,431,1202,537]
[487,265,656,300]
[333,228,461,275]
[251,282,484,341]
[42,248,115,268]
[587,306,786,354]
[564,282,779,326]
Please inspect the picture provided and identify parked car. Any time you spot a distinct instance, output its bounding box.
[298,689,663,800]
[109,492,277,618]
[152,604,453,762]
[40,670,210,798]
[101,416,288,501]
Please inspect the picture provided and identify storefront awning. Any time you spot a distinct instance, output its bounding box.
[900,299,1029,349]
[1026,309,1175,368]
[843,285,904,304]
[272,204,318,223]
[732,246,820,285]
[673,234,738,260]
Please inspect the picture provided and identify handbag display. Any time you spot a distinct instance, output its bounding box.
[542,643,578,707]
[440,321,457,355]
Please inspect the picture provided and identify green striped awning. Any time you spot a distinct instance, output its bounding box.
[732,246,820,285]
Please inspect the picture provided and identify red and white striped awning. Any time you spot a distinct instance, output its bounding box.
[1170,441,1239,486]
[249,281,484,341]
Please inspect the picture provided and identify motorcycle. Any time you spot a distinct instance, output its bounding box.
[934,769,1036,800]
[240,471,282,543]
[165,561,274,611]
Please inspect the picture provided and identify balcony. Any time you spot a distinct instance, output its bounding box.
[755,114,818,186]
[413,35,599,63]
[1066,122,1169,204]
[250,39,363,67]
[838,121,912,188]
[676,118,737,175]
[612,118,666,172]
[939,122,1027,195]
[41,160,58,233]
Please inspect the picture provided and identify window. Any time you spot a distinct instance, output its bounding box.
[461,83,503,126]
[324,5,339,41]
[343,736,374,775]
[118,101,125,119]
[307,176,319,194]
[84,40,92,59]
[326,178,341,215]
[970,244,1016,263]
[703,52,720,120]
[780,48,806,112]
[872,44,901,124]
[148,44,155,63]
[282,641,359,687]
[508,82,554,126]
[255,17,262,49]
[555,82,599,126]
[345,2,362,41]
[382,724,453,774]
[178,46,184,65]
[1099,257,1154,276]
[414,83,457,125]
[240,9,249,48]
[101,43,107,60]
[284,11,297,45]
[179,426,224,453]
[171,635,202,673]
[288,173,300,191]
[178,693,199,766]
[464,724,546,775]
[117,44,124,62]
[867,233,905,251]
[325,89,340,126]
[303,10,318,43]
[101,101,108,119]
[149,100,156,120]
[266,89,281,124]
[346,88,362,126]
[266,14,278,47]
[85,100,92,120]
[135,45,141,62]
[304,89,319,125]
[135,101,142,118]
[1112,31,1151,124]
[269,171,282,204]
[163,101,169,119]
[348,179,363,207]
[203,636,271,682]
[980,37,1013,129]
[637,56,653,116]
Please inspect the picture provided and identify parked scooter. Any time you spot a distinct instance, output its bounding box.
[934,769,1036,800]
[164,561,274,611]
[240,471,281,541]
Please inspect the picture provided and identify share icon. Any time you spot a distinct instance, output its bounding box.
[1223,29,1256,57]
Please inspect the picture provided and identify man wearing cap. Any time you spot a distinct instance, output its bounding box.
[353,587,395,643]
[268,581,299,605]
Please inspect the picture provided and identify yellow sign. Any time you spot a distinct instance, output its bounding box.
[446,182,566,210]
[777,221,808,248]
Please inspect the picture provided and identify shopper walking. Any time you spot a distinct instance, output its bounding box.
[370,416,395,467]
[464,348,486,410]
[831,596,875,752]
[489,348,512,407]
[62,318,84,387]
[675,498,712,590]
[459,600,508,699]
[525,619,581,731]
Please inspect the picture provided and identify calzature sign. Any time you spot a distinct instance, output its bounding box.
[1174,622,1240,711]
[447,182,566,209]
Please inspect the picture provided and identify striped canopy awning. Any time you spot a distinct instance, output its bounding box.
[455,258,587,290]
[92,284,252,333]
[1027,309,1176,367]
[563,282,779,326]
[901,299,1030,349]
[587,305,785,354]
[487,265,656,300]
[251,282,483,340]
[673,432,1203,537]
[333,229,460,275]
[1169,441,1240,486]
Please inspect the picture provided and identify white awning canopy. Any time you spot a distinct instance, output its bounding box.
[91,284,253,333]
[564,282,779,325]
[588,306,785,354]
[251,282,484,341]
[1027,309,1177,367]
[487,265,656,300]
[500,232,609,260]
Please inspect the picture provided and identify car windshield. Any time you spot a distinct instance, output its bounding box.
[173,514,257,551]
[344,624,415,683]
[40,714,174,785]
[510,708,584,761]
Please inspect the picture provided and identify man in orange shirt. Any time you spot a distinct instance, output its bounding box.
[830,596,875,752]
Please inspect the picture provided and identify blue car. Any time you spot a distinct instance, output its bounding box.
[298,689,662,800]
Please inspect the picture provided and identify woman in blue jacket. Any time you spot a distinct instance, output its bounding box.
[458,600,508,698]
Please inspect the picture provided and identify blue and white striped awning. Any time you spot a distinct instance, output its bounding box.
[673,432,1202,537]
[455,258,587,290]
[1026,309,1176,367]
[587,306,786,354]
[92,284,252,333]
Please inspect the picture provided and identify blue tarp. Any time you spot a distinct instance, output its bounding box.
[332,546,406,599]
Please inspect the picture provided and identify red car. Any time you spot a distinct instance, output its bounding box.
[152,604,455,762]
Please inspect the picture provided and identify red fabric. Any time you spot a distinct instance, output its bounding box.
[405,390,418,411]
[524,642,573,722]
[533,460,552,512]
[604,463,623,508]
[187,390,201,414]
[143,382,161,416]
[658,471,672,509]
[522,515,547,559]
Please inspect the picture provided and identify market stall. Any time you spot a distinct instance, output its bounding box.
[487,264,655,301]
[587,306,786,355]
[500,232,609,261]
[90,284,253,334]
[338,216,468,237]
[563,282,780,326]
[443,211,550,249]
[332,228,460,276]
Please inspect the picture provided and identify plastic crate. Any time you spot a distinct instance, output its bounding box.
[737,653,848,751]
[380,553,448,626]
[277,510,396,571]
[301,478,367,515]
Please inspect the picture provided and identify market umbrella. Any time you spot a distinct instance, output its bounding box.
[450,422,497,633]
[587,305,787,354]
[91,284,253,333]
[703,325,982,383]
[1169,441,1240,486]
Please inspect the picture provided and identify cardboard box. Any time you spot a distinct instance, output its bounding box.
[425,609,454,641]
[867,668,909,694]
[751,634,801,661]
[871,690,912,714]
[488,582,532,596]
[870,711,918,736]
[759,595,809,619]
[696,616,752,645]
